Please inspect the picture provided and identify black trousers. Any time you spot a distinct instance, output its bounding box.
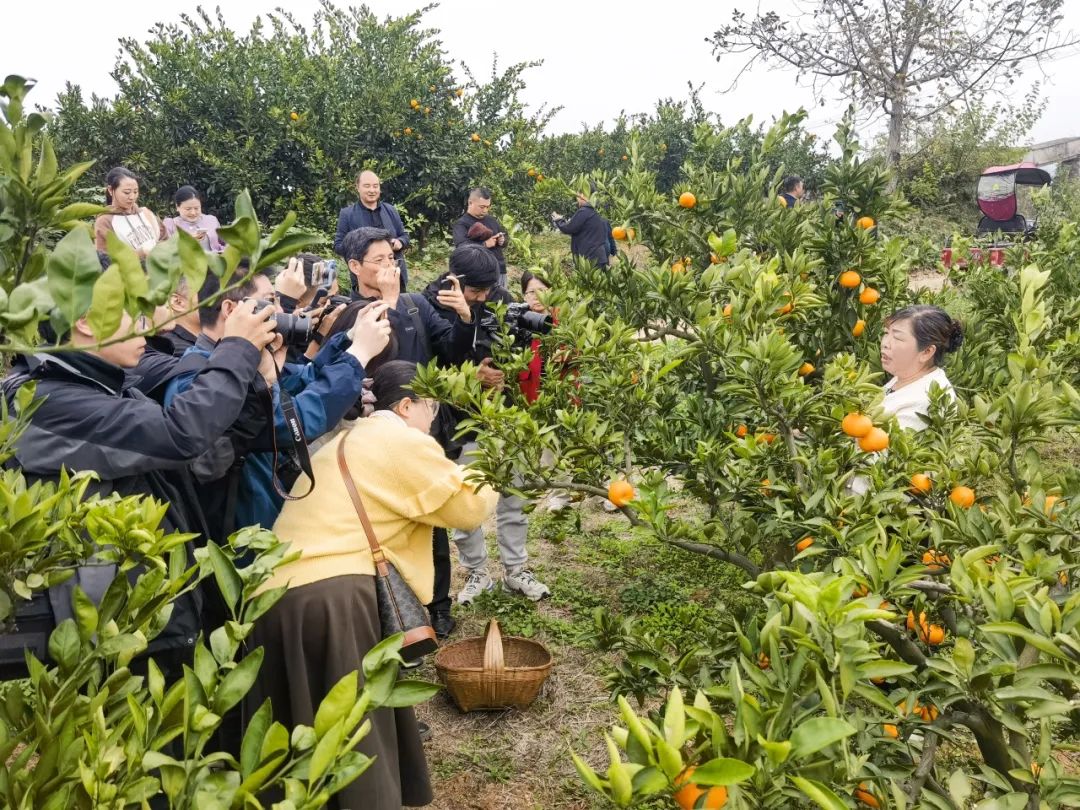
[427,527,452,615]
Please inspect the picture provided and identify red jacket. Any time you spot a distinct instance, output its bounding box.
[519,338,543,403]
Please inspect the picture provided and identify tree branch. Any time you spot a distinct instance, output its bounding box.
[907,727,940,802]
[868,618,928,668]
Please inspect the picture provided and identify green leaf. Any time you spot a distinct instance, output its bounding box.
[254,232,321,271]
[241,700,273,779]
[857,660,916,680]
[789,717,857,759]
[218,217,260,256]
[688,757,755,786]
[382,679,441,708]
[212,647,263,716]
[86,264,124,340]
[205,541,242,616]
[70,586,98,640]
[663,686,686,748]
[242,585,287,625]
[51,202,106,225]
[105,230,149,301]
[47,619,80,672]
[308,718,345,784]
[314,670,358,738]
[571,750,606,794]
[46,228,101,332]
[791,776,849,810]
[980,622,1067,660]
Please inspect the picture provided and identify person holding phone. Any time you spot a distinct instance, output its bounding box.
[453,187,508,288]
[162,186,225,252]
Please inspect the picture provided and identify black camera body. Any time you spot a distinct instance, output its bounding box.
[252,299,313,348]
[503,302,552,343]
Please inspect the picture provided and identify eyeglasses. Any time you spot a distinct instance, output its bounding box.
[524,289,547,300]
[363,257,397,268]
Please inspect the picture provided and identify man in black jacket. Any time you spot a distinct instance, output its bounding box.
[452,188,507,287]
[343,227,474,367]
[1,304,276,677]
[333,171,410,291]
[552,193,614,268]
[131,275,203,397]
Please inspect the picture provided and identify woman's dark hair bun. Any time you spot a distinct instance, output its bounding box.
[945,319,964,354]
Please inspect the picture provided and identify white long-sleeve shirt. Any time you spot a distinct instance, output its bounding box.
[881,366,955,430]
[849,367,955,494]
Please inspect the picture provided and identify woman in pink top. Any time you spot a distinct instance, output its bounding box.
[162,185,225,252]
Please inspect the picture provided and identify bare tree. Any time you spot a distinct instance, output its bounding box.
[708,0,1077,173]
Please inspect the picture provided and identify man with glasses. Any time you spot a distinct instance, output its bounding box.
[343,228,480,639]
[453,187,507,288]
[333,171,411,291]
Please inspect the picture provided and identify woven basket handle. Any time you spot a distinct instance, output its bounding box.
[481,619,505,705]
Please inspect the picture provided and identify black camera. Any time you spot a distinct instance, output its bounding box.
[252,299,313,348]
[504,302,552,341]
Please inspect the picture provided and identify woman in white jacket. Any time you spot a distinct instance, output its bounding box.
[879,305,964,429]
[850,305,963,495]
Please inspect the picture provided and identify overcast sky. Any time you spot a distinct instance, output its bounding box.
[7,0,1080,147]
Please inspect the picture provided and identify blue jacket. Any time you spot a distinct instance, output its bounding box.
[334,201,411,289]
[164,332,365,530]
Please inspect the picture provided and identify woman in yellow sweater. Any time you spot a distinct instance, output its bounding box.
[248,361,498,810]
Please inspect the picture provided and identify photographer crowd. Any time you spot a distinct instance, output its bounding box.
[2,168,576,809]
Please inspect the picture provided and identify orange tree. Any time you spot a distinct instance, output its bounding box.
[49,5,552,238]
[415,113,1080,806]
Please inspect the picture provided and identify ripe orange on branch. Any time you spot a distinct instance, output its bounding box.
[607,480,636,507]
[857,216,876,230]
[950,486,976,508]
[921,549,951,572]
[910,473,933,494]
[858,427,889,452]
[839,270,862,288]
[673,768,728,809]
[611,226,627,241]
[854,783,880,808]
[678,191,697,208]
[859,287,881,305]
[852,319,867,337]
[841,413,873,438]
[799,362,815,376]
[796,536,814,553]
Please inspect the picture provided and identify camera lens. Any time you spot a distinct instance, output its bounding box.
[272,312,313,348]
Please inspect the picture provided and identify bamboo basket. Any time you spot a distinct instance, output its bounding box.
[433,619,553,712]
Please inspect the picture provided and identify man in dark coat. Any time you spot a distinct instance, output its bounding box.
[130,275,203,398]
[452,187,507,287]
[0,304,275,677]
[343,227,480,640]
[552,193,615,268]
[333,171,410,291]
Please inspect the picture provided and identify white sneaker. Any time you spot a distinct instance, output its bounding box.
[503,567,551,601]
[457,569,494,605]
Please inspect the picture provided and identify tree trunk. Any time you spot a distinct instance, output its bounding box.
[885,88,906,191]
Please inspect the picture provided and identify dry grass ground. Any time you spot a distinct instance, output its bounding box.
[412,504,628,810]
[407,498,734,810]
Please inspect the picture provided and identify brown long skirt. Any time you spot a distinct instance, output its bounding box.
[247,574,433,809]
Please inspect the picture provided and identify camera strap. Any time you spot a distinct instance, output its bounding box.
[256,358,316,501]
